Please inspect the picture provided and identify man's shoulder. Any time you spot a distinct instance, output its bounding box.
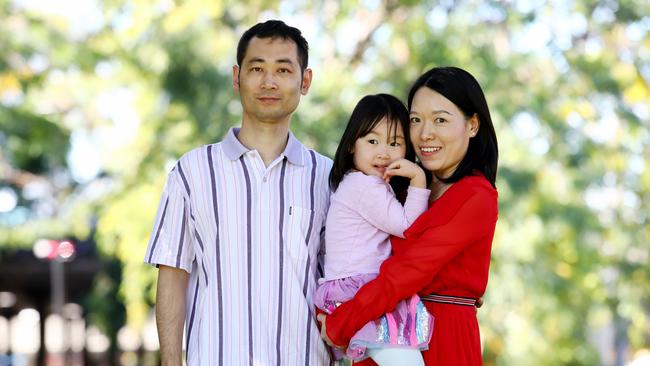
[176,142,224,165]
[301,148,333,169]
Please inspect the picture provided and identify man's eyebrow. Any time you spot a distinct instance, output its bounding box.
[246,57,295,65]
[276,58,294,65]
[247,57,265,64]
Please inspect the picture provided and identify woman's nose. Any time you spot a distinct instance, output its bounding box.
[420,122,434,140]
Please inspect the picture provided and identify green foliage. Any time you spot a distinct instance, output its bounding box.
[0,107,69,172]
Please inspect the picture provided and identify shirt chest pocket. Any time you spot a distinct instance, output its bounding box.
[284,205,323,264]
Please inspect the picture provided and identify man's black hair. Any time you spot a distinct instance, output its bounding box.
[237,20,309,72]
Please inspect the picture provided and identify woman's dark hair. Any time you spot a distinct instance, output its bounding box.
[330,94,414,194]
[237,20,309,72]
[407,67,498,188]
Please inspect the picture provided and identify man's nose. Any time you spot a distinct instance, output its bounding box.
[261,72,278,89]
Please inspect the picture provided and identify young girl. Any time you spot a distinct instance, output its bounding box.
[314,94,433,365]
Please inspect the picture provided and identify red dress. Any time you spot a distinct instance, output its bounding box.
[325,175,498,365]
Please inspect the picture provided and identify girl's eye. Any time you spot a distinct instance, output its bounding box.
[389,142,401,147]
[409,117,420,124]
[368,139,378,145]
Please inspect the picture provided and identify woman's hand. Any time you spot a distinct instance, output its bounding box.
[317,313,334,346]
[383,159,426,188]
[317,313,346,350]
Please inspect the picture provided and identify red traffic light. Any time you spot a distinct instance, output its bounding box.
[33,239,76,261]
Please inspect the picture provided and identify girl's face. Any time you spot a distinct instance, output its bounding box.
[352,118,407,178]
[409,87,478,178]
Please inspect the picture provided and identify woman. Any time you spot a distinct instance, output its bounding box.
[318,66,499,365]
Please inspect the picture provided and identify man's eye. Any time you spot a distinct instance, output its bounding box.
[278,68,291,73]
[251,67,263,72]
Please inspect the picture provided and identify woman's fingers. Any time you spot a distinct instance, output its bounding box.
[317,314,347,349]
[317,314,333,346]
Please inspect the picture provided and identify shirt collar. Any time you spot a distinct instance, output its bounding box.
[222,127,305,166]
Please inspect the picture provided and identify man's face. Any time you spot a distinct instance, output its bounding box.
[233,37,312,126]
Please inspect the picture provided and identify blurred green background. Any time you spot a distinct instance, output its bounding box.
[0,0,649,365]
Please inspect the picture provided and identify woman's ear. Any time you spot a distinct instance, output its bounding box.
[469,113,480,137]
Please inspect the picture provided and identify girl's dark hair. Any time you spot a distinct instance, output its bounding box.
[330,94,414,194]
[407,67,498,188]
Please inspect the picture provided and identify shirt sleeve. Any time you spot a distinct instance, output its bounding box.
[325,189,497,346]
[144,167,195,273]
[352,176,430,238]
[317,224,327,279]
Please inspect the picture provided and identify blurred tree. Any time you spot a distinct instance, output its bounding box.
[0,0,648,364]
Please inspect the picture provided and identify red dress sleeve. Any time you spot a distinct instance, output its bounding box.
[325,179,498,347]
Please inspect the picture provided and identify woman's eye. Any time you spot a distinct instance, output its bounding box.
[390,142,401,147]
[409,117,420,123]
[435,117,446,124]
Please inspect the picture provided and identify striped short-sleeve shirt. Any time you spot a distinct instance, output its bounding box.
[145,127,333,365]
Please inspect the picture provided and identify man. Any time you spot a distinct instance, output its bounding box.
[145,20,333,365]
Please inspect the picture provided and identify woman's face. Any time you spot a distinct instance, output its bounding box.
[409,87,478,179]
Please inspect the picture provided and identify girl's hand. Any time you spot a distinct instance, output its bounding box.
[383,159,426,188]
